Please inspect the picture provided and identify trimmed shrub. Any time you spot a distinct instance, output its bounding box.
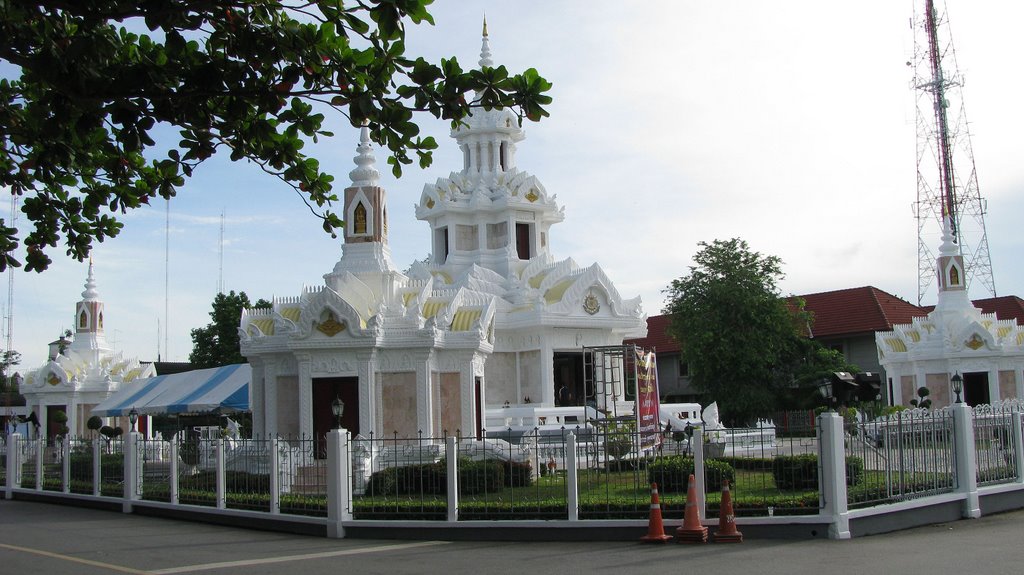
[459,459,504,494]
[504,460,532,487]
[647,456,734,493]
[772,454,864,489]
[69,453,122,482]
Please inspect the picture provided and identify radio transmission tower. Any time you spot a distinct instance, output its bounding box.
[911,0,995,304]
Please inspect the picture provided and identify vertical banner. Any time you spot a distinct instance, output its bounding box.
[636,348,662,451]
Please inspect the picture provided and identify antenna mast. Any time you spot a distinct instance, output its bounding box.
[218,209,225,295]
[912,0,995,304]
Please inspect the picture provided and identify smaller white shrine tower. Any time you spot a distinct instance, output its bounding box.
[877,218,1024,406]
[22,261,155,438]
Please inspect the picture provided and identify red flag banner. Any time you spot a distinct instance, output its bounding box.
[636,349,662,451]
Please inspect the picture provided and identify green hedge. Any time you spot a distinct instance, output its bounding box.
[646,456,734,493]
[772,454,863,489]
[68,453,123,482]
[365,458,532,497]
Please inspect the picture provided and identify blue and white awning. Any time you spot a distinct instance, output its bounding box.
[91,364,250,417]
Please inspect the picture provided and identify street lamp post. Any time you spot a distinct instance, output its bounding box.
[817,378,835,411]
[331,396,344,430]
[951,372,963,404]
[128,407,139,433]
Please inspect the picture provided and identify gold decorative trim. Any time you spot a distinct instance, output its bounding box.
[425,197,435,209]
[583,293,600,315]
[965,333,985,350]
[526,188,539,202]
[47,373,61,386]
[316,314,346,337]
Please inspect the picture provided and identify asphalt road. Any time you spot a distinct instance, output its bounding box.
[2,499,1024,574]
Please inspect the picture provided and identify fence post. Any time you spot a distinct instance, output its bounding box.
[446,436,459,523]
[35,437,43,491]
[818,411,850,539]
[269,436,281,514]
[566,432,579,521]
[61,436,71,493]
[1012,408,1024,484]
[124,432,140,513]
[5,433,20,498]
[692,426,706,522]
[92,437,101,497]
[215,438,226,510]
[327,428,352,538]
[952,402,981,518]
[169,434,179,505]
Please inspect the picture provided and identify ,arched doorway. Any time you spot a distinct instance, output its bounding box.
[963,372,990,407]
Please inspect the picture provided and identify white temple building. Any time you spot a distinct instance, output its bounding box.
[22,262,155,438]
[240,28,647,440]
[877,219,1024,406]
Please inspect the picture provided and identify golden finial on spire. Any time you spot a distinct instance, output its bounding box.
[482,14,488,37]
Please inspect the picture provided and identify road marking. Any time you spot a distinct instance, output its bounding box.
[149,541,450,574]
[0,542,150,575]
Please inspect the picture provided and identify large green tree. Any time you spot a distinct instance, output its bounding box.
[189,290,270,368]
[0,1,552,272]
[663,238,852,425]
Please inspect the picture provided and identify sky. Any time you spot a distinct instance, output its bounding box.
[3,1,1023,371]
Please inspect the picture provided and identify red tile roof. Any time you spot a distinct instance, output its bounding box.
[796,286,926,338]
[626,314,681,353]
[949,295,1024,325]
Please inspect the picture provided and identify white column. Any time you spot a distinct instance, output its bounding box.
[446,436,459,522]
[326,429,352,538]
[566,432,579,521]
[693,426,706,522]
[298,357,313,438]
[270,436,280,514]
[169,435,179,505]
[415,351,433,434]
[61,437,71,493]
[818,412,850,539]
[215,438,226,509]
[92,437,101,497]
[123,431,140,513]
[5,433,21,498]
[264,361,279,436]
[989,368,1000,402]
[1012,408,1024,485]
[249,358,266,435]
[952,402,981,518]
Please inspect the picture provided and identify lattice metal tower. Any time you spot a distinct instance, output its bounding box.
[911,0,995,304]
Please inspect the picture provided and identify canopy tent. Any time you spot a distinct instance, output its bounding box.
[91,364,251,417]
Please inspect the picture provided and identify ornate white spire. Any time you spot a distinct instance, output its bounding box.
[478,16,493,69]
[348,123,380,187]
[81,258,100,301]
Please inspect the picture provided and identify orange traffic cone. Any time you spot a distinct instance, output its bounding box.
[713,479,743,543]
[674,474,708,543]
[640,483,673,542]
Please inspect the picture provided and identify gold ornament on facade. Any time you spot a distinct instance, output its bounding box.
[47,373,61,386]
[583,293,600,315]
[426,197,435,209]
[526,188,539,202]
[965,333,985,350]
[315,313,346,337]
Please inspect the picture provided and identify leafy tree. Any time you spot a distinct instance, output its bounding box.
[0,347,23,405]
[0,1,552,272]
[189,290,271,368]
[663,238,853,425]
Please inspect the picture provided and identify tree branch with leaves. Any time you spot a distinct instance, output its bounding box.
[0,0,552,272]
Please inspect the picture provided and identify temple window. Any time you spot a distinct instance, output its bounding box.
[949,265,959,286]
[79,310,87,329]
[353,202,367,234]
